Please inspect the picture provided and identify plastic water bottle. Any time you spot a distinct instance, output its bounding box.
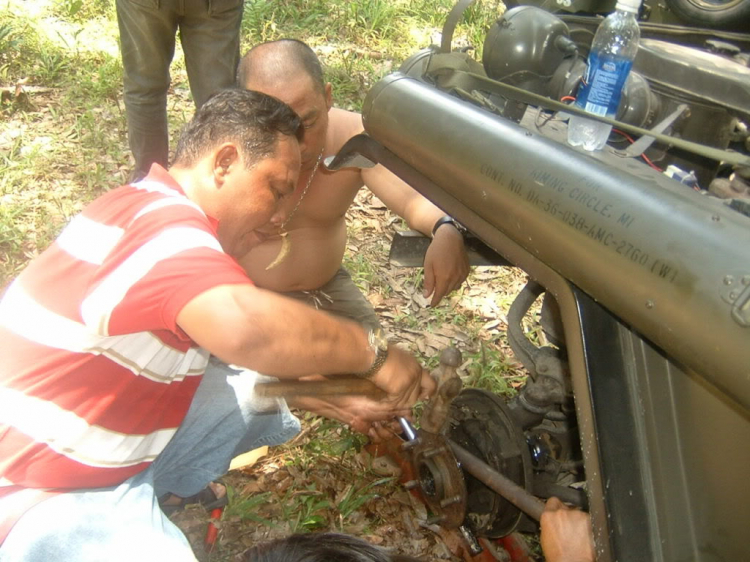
[567,0,641,151]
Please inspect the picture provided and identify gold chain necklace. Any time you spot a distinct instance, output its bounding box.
[265,149,324,271]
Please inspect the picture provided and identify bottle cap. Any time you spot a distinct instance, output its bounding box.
[615,0,641,13]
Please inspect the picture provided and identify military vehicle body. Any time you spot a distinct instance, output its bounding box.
[329,3,750,561]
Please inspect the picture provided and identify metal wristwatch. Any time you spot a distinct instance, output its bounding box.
[359,327,389,379]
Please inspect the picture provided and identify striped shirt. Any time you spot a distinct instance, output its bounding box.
[0,165,251,539]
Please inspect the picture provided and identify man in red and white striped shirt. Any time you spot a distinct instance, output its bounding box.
[0,88,435,561]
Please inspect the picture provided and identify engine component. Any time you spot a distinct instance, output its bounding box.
[505,281,569,430]
[709,169,750,199]
[483,6,577,94]
[474,6,750,186]
[617,70,659,129]
[448,389,533,538]
[629,37,750,184]
[664,0,750,30]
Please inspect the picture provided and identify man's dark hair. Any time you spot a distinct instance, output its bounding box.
[241,532,421,562]
[237,39,326,98]
[172,88,302,169]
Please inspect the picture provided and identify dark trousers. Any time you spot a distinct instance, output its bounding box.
[116,0,244,181]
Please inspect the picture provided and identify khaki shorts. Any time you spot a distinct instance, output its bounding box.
[280,267,381,331]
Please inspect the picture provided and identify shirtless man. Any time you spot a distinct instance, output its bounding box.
[236,39,470,329]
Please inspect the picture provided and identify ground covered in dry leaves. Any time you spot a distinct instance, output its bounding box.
[169,192,540,561]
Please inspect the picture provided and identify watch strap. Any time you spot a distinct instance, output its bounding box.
[431,215,465,237]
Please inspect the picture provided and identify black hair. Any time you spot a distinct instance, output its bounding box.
[172,88,302,169]
[237,39,327,98]
[241,532,422,562]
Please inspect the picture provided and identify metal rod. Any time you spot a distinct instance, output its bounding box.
[399,416,418,441]
[448,440,546,521]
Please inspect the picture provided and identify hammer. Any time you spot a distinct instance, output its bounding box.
[253,346,463,400]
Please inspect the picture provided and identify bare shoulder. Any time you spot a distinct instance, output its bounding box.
[328,107,365,152]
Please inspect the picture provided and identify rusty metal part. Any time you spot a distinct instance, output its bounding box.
[458,525,484,556]
[449,441,545,522]
[421,347,464,435]
[254,375,386,399]
[398,352,470,530]
[402,427,468,529]
[448,389,534,538]
[401,350,546,533]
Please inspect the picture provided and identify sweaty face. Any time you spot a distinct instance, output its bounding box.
[244,76,331,170]
[216,136,301,259]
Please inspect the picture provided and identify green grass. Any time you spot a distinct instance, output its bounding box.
[0,1,128,285]
[271,473,394,533]
[279,484,333,532]
[223,489,276,526]
[0,204,26,267]
[343,251,395,297]
[299,416,370,457]
[462,341,526,397]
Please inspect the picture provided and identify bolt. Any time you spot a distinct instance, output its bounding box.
[712,215,721,222]
[730,291,739,300]
[425,515,446,526]
[401,438,422,451]
[439,495,463,508]
[743,275,750,286]
[724,275,735,286]
[423,447,447,458]
[646,300,655,309]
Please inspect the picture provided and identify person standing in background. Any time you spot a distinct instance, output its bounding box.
[116,0,244,181]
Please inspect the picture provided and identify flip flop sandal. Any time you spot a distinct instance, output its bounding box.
[159,481,229,516]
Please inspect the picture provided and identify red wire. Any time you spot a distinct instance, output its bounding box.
[612,129,663,172]
[613,128,635,143]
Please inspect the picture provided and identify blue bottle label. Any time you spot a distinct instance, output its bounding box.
[576,51,633,117]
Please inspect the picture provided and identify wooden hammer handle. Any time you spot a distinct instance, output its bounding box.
[255,375,386,399]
